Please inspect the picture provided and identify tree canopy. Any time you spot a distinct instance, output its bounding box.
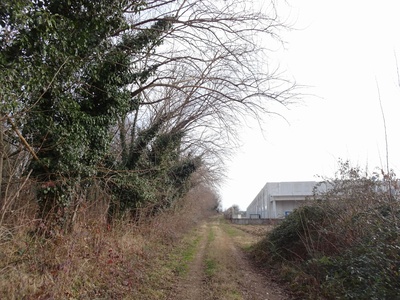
[0,0,294,232]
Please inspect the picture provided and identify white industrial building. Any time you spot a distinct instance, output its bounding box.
[246,181,328,219]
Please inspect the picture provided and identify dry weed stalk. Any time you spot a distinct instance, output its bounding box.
[0,177,219,298]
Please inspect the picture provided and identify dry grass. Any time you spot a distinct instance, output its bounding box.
[1,221,142,299]
[0,184,218,299]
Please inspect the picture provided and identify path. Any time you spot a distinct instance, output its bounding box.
[170,218,289,300]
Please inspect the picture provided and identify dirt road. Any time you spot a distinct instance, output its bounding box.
[170,218,288,300]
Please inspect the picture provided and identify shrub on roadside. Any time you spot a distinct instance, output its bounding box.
[253,161,400,299]
[267,205,330,261]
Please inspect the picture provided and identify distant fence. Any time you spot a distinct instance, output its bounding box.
[230,218,282,225]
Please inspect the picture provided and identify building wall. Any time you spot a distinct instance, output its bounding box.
[246,183,268,218]
[246,181,326,219]
[275,200,302,218]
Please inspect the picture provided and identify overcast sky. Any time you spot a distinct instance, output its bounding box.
[219,0,400,210]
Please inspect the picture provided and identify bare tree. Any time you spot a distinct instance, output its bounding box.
[1,0,296,225]
[118,0,295,176]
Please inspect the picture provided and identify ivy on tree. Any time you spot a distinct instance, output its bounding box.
[0,0,175,230]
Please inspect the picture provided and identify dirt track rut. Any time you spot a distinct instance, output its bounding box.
[171,219,288,300]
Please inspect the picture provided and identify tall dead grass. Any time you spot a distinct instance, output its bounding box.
[0,180,219,299]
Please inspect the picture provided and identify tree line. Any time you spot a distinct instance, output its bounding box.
[0,0,293,235]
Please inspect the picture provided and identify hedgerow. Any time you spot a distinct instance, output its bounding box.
[254,161,400,299]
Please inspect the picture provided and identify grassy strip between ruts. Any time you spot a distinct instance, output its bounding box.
[204,226,217,278]
[126,223,205,299]
[220,221,242,237]
[220,221,272,252]
[169,227,203,277]
[203,222,243,300]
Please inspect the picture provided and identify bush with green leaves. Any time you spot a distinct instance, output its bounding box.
[1,0,171,230]
[267,205,331,261]
[256,161,400,299]
[2,0,294,232]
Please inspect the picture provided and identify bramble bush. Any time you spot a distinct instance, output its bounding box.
[254,161,400,299]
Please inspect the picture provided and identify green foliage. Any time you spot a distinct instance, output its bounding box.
[2,0,270,232]
[107,127,203,220]
[267,205,329,261]
[255,161,400,299]
[318,203,400,299]
[125,116,167,169]
[0,0,173,229]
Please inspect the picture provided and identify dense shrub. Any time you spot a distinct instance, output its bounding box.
[254,161,400,299]
[267,205,329,261]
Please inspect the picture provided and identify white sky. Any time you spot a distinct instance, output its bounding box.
[220,0,400,210]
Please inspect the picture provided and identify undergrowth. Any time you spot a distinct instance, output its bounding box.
[252,161,400,299]
[167,228,202,277]
[0,186,218,299]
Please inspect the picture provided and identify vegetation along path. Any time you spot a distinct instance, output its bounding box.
[168,218,288,300]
